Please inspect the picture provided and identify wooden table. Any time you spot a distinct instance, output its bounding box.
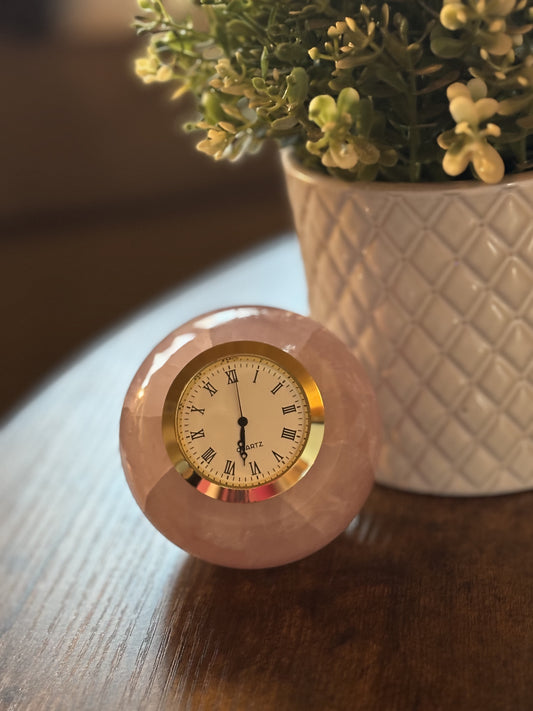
[1,235,532,711]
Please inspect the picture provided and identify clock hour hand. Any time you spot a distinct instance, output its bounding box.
[237,416,248,464]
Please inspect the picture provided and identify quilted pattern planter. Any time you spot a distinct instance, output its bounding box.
[282,150,533,495]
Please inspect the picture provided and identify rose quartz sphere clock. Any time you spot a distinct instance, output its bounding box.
[120,306,380,569]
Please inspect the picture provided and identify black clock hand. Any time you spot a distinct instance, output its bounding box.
[237,416,248,464]
[234,380,248,464]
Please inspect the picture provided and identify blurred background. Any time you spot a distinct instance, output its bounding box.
[0,0,292,417]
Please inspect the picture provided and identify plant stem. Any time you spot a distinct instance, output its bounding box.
[514,136,527,167]
[407,58,421,182]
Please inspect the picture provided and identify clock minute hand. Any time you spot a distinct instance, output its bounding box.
[234,379,248,464]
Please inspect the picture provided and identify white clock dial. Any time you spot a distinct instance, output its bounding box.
[162,341,325,502]
[176,353,311,489]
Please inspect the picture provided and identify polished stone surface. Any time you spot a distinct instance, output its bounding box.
[120,306,380,568]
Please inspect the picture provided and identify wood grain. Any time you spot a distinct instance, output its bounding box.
[1,238,532,711]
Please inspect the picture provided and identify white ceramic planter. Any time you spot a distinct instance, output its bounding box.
[282,149,533,495]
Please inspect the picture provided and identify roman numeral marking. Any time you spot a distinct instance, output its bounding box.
[225,369,238,384]
[249,461,261,476]
[190,405,205,415]
[253,368,260,384]
[203,381,217,397]
[190,429,205,440]
[224,459,235,476]
[271,382,283,395]
[282,404,297,415]
[201,447,216,464]
[272,450,284,463]
[281,427,297,441]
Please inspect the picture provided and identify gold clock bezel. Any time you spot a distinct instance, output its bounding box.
[162,341,325,503]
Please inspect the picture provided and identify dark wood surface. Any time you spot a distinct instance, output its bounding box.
[0,180,291,417]
[0,38,285,222]
[0,37,292,416]
[1,237,532,711]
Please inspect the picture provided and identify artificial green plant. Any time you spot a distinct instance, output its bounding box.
[134,0,533,183]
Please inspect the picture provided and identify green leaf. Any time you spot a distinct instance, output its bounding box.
[251,77,267,92]
[286,67,309,105]
[379,148,398,167]
[309,94,337,127]
[416,70,460,95]
[203,91,226,124]
[352,136,380,164]
[382,32,412,69]
[335,52,370,69]
[352,97,375,136]
[430,27,469,59]
[517,115,533,130]
[373,64,408,93]
[271,115,299,130]
[335,51,379,69]
[260,46,269,79]
[337,87,360,119]
[416,63,444,76]
[226,20,254,38]
[274,42,308,64]
[356,163,380,181]
[498,95,533,116]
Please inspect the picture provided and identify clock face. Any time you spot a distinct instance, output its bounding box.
[162,342,325,502]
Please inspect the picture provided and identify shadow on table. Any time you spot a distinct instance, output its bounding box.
[159,487,533,710]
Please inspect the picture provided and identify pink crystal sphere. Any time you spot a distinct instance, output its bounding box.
[120,306,380,568]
